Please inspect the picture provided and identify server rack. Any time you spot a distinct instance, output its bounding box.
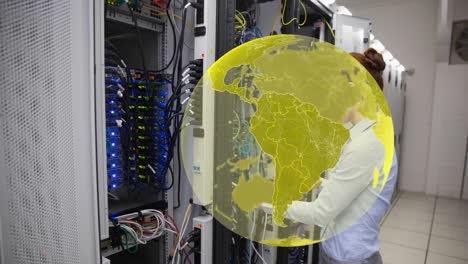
[211,1,334,263]
[95,1,176,262]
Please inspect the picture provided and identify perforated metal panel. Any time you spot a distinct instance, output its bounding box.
[0,1,82,263]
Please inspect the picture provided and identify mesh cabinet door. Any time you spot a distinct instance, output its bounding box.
[0,1,100,263]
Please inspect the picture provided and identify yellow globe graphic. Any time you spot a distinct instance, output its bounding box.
[182,35,394,247]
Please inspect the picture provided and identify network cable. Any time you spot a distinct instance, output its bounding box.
[281,0,307,27]
[105,45,172,192]
[109,209,180,253]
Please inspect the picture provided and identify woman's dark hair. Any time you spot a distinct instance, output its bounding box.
[350,48,386,90]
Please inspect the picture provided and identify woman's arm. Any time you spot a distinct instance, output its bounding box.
[285,146,380,227]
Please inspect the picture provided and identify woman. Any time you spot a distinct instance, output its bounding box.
[286,48,398,264]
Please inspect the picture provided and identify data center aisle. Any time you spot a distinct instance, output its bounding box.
[379,192,468,264]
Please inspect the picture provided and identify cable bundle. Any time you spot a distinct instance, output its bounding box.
[105,41,171,192]
[108,205,198,263]
[162,1,203,208]
[168,201,195,264]
[110,209,177,253]
[235,10,264,45]
[105,42,133,191]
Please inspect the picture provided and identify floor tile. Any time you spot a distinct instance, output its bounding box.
[400,191,436,203]
[435,206,468,218]
[397,198,434,208]
[434,213,468,228]
[432,223,468,242]
[383,213,432,234]
[380,242,426,264]
[429,236,468,260]
[426,253,468,264]
[380,226,429,250]
[389,205,433,222]
[393,199,435,214]
[436,198,468,217]
[437,197,468,208]
[378,194,468,264]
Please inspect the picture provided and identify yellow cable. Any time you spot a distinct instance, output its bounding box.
[235,10,247,27]
[298,0,307,26]
[281,0,296,25]
[169,203,192,259]
[323,18,335,39]
[281,0,307,26]
[235,15,246,28]
[235,10,247,32]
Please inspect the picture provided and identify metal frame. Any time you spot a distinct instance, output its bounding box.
[163,10,173,263]
[307,0,333,18]
[212,0,237,263]
[95,0,110,242]
[68,2,102,260]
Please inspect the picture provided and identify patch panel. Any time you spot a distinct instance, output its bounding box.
[127,74,169,188]
[105,70,126,190]
[105,0,166,32]
[106,63,169,193]
[104,52,170,192]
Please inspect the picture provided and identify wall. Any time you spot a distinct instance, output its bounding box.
[426,63,468,197]
[338,0,439,192]
[453,0,468,21]
[427,0,468,198]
